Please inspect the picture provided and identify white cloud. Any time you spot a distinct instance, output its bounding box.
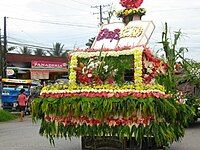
[0,0,200,60]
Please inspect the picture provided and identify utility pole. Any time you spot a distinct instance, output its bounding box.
[3,16,7,78]
[0,29,2,109]
[91,4,110,26]
[0,29,2,77]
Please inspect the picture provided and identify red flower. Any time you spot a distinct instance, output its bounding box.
[120,0,143,9]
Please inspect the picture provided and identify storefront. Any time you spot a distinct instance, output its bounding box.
[5,53,68,81]
[30,60,67,80]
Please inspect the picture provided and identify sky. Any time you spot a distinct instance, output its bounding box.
[0,0,200,61]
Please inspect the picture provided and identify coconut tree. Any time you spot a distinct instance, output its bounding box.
[18,46,32,55]
[86,37,95,48]
[48,42,67,57]
[34,48,46,56]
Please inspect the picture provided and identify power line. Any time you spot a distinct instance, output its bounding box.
[7,17,97,28]
[91,4,111,25]
[151,7,200,13]
[7,41,53,50]
[7,36,49,47]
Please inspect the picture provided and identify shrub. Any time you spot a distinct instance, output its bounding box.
[0,109,16,122]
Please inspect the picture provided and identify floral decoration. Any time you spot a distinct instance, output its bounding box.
[120,0,144,9]
[45,114,153,127]
[70,47,143,58]
[120,25,143,38]
[97,28,121,42]
[116,8,146,18]
[71,46,132,53]
[143,48,168,83]
[69,47,142,85]
[68,55,78,88]
[133,48,143,83]
[67,47,167,86]
[75,55,118,84]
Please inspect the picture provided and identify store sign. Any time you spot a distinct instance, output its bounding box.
[92,21,155,49]
[6,69,15,76]
[2,78,32,84]
[31,70,49,80]
[31,61,67,69]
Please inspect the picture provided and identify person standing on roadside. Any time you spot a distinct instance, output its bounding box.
[17,89,28,122]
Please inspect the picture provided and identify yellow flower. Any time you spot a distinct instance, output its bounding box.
[124,9,129,16]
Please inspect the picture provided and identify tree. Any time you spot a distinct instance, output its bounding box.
[86,37,95,48]
[105,10,115,24]
[18,46,32,55]
[48,43,67,57]
[34,48,46,56]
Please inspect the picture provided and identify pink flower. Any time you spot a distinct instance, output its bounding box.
[120,0,144,9]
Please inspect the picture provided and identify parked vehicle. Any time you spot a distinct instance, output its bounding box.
[1,78,36,111]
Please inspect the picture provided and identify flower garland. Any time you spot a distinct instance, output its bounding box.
[70,46,132,53]
[40,83,168,99]
[45,114,153,127]
[41,90,169,99]
[41,83,165,93]
[133,48,143,83]
[70,47,143,58]
[68,55,78,88]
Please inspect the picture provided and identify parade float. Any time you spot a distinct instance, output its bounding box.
[32,0,193,149]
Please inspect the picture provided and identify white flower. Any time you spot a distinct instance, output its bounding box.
[87,73,92,78]
[103,65,109,72]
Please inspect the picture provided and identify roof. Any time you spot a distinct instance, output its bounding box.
[5,53,67,63]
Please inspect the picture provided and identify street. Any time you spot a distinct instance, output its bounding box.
[0,116,200,150]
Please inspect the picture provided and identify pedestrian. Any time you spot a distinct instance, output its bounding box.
[17,88,28,122]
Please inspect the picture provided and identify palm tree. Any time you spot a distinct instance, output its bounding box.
[86,37,95,48]
[48,42,67,57]
[34,48,46,56]
[18,46,32,55]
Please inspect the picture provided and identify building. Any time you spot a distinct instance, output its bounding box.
[5,53,68,81]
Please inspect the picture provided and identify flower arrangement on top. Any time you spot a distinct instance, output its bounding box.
[116,0,146,22]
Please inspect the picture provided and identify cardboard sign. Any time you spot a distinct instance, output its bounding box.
[92,21,155,49]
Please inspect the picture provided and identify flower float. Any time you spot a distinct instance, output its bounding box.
[31,1,193,147]
[31,45,192,148]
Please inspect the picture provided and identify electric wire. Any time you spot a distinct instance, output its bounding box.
[7,17,97,28]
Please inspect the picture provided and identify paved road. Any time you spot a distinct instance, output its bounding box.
[0,117,200,150]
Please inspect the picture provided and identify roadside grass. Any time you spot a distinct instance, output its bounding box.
[0,109,17,122]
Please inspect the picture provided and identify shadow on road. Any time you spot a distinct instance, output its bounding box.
[187,119,200,129]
